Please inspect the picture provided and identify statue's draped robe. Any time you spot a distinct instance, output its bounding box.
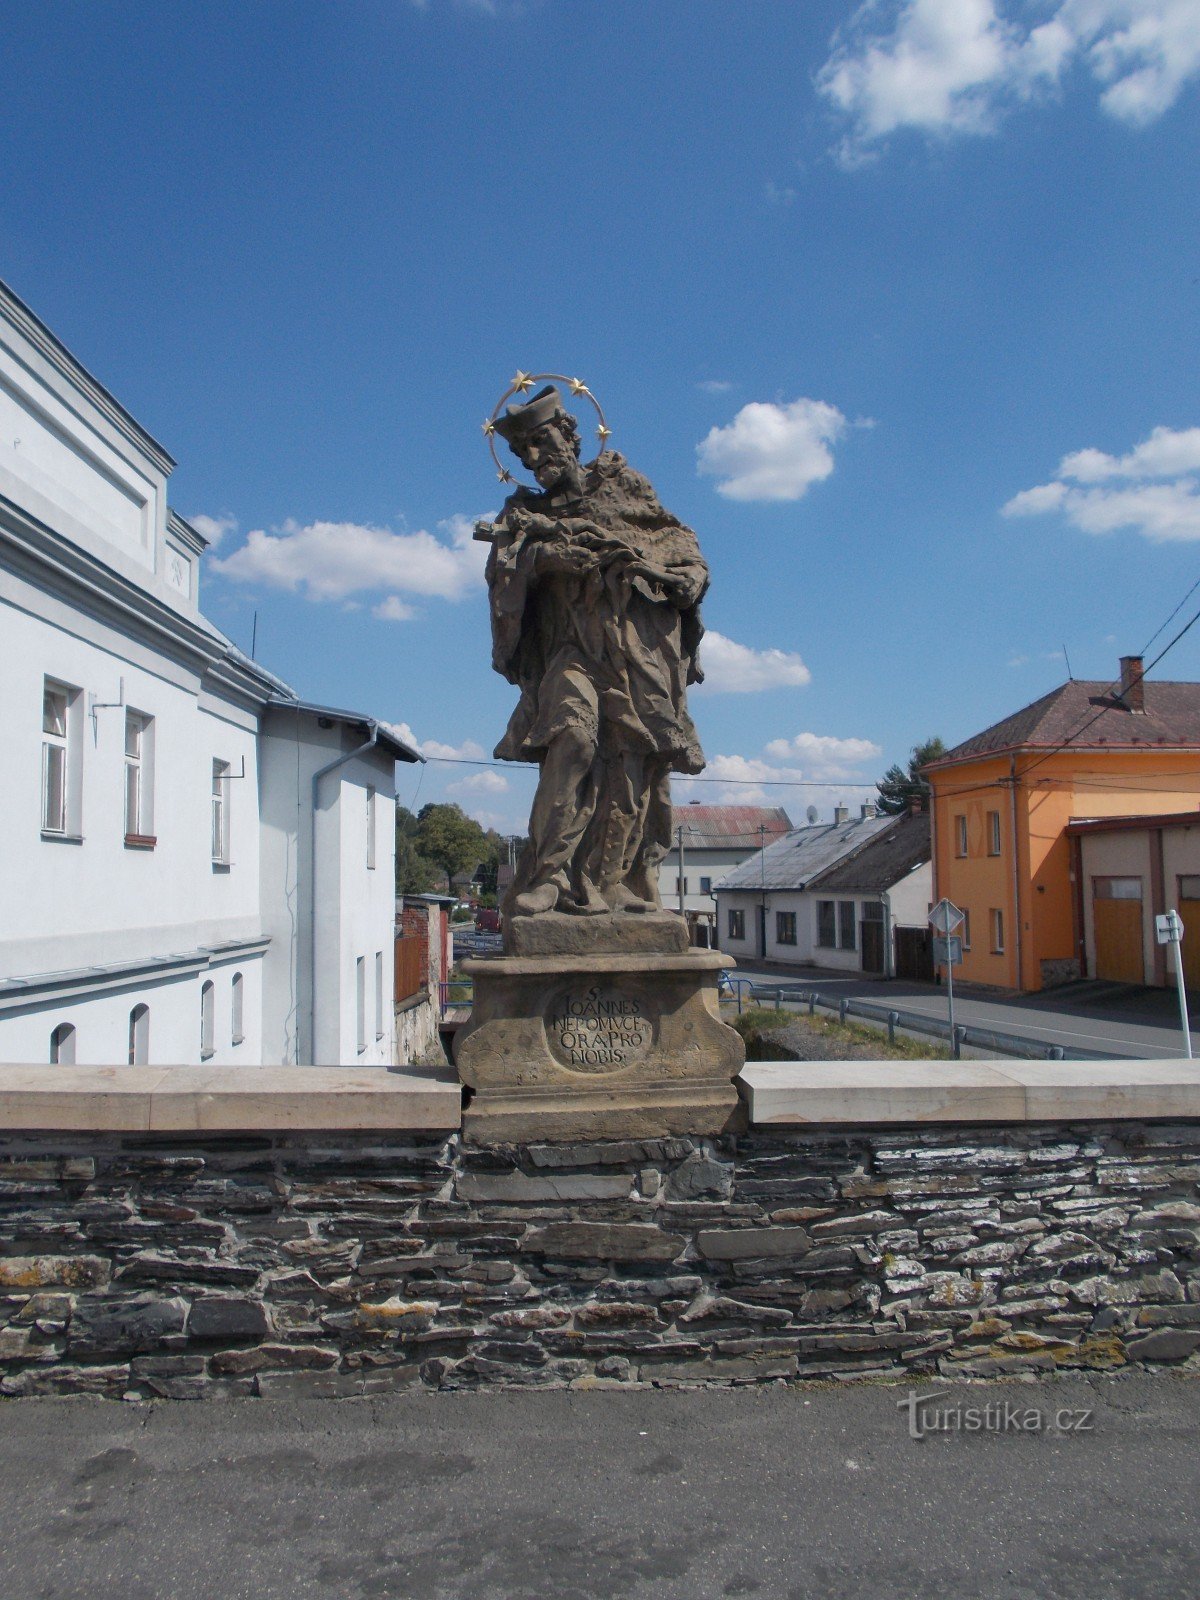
[486,453,708,907]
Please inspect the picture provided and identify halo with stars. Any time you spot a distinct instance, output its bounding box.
[482,371,613,484]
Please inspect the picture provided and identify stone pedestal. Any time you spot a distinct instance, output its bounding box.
[453,922,744,1143]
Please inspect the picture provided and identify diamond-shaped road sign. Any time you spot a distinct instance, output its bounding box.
[929,898,965,936]
[1157,911,1185,945]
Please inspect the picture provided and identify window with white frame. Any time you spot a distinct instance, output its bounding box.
[231,972,245,1046]
[776,910,797,945]
[367,786,377,870]
[50,1023,76,1064]
[128,1004,149,1065]
[962,907,972,949]
[838,901,857,952]
[212,760,230,864]
[699,876,712,894]
[124,711,154,841]
[987,810,1001,856]
[375,950,384,1040]
[990,908,1005,954]
[954,814,968,857]
[356,956,366,1053]
[675,877,689,894]
[728,907,745,940]
[817,900,836,948]
[41,679,76,835]
[200,981,215,1059]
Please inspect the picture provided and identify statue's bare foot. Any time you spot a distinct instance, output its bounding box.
[511,882,559,916]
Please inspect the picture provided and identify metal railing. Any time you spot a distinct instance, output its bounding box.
[438,980,474,1017]
[725,978,1128,1062]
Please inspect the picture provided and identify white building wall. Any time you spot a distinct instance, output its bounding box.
[714,891,760,965]
[888,863,933,929]
[260,714,399,1066]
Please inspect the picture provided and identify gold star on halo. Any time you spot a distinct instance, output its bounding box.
[597,424,613,442]
[510,370,534,394]
[498,468,514,483]
[482,418,495,436]
[568,377,589,396]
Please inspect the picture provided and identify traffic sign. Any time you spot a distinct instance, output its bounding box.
[1157,910,1185,945]
[929,898,965,935]
[933,936,962,966]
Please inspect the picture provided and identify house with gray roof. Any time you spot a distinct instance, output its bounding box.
[715,809,931,975]
[659,803,792,945]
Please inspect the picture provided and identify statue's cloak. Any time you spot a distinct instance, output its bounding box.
[486,453,707,774]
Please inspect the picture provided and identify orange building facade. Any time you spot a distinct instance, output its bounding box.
[926,660,1200,993]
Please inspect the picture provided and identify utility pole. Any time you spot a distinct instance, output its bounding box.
[676,823,687,920]
[759,822,767,961]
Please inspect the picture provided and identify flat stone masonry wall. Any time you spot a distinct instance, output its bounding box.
[4,1124,1200,1398]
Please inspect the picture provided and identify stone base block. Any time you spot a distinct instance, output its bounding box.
[504,910,689,958]
[453,949,744,1144]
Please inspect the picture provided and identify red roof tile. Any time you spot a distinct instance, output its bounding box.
[930,680,1200,768]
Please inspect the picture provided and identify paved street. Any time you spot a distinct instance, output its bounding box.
[729,964,1198,1060]
[2,1377,1198,1599]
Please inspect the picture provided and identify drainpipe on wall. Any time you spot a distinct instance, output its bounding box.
[1009,753,1025,993]
[309,726,379,1065]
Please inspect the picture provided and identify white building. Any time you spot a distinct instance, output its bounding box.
[0,277,420,1067]
[715,810,931,976]
[658,804,792,945]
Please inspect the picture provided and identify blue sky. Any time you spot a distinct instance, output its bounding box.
[4,0,1200,834]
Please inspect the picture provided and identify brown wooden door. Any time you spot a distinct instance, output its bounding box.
[1179,899,1200,990]
[895,927,933,982]
[1093,897,1144,985]
[861,919,885,975]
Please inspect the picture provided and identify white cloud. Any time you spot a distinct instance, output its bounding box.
[388,723,487,762]
[818,0,1200,160]
[697,379,734,395]
[210,511,488,606]
[763,732,883,777]
[448,770,510,795]
[672,733,880,809]
[372,596,417,622]
[764,179,798,205]
[1058,424,1200,481]
[1004,425,1200,541]
[696,631,812,693]
[697,398,848,502]
[189,513,237,548]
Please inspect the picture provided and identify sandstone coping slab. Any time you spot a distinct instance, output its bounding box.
[741,1060,1200,1125]
[0,1064,462,1132]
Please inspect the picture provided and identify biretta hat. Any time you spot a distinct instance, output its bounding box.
[492,385,564,444]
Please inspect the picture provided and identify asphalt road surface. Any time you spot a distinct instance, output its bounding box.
[3,1376,1199,1599]
[729,965,1198,1060]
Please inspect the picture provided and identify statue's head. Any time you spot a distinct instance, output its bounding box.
[493,385,583,493]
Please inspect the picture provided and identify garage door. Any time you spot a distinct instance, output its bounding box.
[1178,877,1200,991]
[1093,877,1144,986]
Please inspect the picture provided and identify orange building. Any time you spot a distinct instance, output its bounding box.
[925,656,1200,992]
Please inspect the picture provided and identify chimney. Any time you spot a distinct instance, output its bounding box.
[860,802,877,820]
[834,804,849,825]
[908,793,925,817]
[1119,654,1145,712]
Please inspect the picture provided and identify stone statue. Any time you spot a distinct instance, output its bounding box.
[477,382,708,922]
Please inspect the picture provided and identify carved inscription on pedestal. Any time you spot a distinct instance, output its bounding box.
[545,983,654,1073]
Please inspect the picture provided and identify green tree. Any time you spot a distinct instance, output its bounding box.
[415,802,494,881]
[876,736,946,816]
[394,805,440,894]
